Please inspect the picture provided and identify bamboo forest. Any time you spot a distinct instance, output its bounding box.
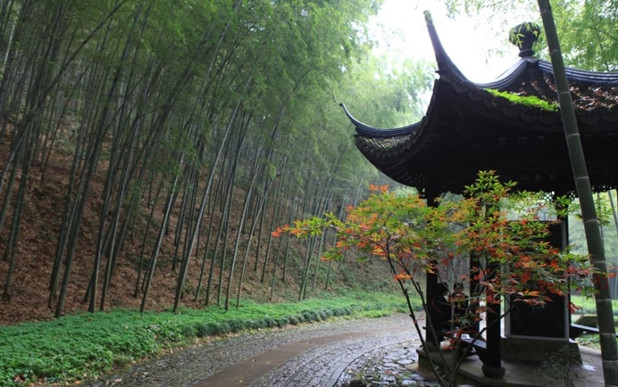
[0,0,437,323]
[1,0,618,385]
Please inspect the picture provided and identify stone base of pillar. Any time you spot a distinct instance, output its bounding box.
[481,365,505,379]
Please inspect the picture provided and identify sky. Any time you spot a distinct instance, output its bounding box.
[369,0,540,83]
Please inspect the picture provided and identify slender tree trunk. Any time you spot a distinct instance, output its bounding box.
[174,105,240,312]
[0,149,20,245]
[216,159,238,306]
[608,190,618,240]
[235,176,274,307]
[298,235,318,301]
[260,173,284,283]
[268,174,293,300]
[610,191,618,298]
[224,138,262,309]
[134,181,163,297]
[224,180,253,310]
[172,178,192,271]
[140,154,185,313]
[48,115,86,308]
[2,142,29,298]
[538,2,618,385]
[192,123,231,303]
[253,208,267,271]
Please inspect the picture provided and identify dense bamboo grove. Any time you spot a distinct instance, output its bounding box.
[0,0,436,319]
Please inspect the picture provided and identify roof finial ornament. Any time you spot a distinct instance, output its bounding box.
[509,22,541,58]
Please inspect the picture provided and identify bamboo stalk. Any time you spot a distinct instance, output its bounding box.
[537,1,618,385]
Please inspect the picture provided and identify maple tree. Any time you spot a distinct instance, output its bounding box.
[274,170,595,386]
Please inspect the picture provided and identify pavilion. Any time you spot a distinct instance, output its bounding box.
[341,11,618,383]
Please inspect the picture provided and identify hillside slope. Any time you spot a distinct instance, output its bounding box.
[0,133,396,325]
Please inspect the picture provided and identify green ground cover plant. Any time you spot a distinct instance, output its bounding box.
[0,292,414,386]
[485,88,559,112]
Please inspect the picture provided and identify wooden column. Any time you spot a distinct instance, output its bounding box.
[469,251,481,334]
[425,193,439,345]
[483,261,505,378]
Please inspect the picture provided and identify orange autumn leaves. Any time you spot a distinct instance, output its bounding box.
[368,184,389,193]
[274,171,595,307]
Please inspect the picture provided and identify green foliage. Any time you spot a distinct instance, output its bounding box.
[485,88,559,112]
[337,55,434,129]
[279,170,596,386]
[442,0,618,71]
[553,0,618,71]
[282,171,593,307]
[0,292,411,386]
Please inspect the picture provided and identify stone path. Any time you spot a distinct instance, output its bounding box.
[93,313,437,387]
[250,326,424,387]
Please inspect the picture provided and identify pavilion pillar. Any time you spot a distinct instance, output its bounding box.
[425,193,439,345]
[483,261,505,379]
[469,252,481,334]
[425,266,439,344]
[473,189,505,379]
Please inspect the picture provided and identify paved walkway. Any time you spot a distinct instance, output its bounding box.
[93,313,430,387]
[93,313,605,386]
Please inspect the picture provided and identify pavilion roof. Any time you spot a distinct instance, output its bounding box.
[343,13,618,198]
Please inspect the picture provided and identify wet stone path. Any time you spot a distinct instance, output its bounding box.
[93,313,438,387]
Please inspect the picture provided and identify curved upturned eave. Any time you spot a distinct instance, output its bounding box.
[426,10,618,91]
[536,60,618,85]
[424,11,468,83]
[470,57,618,91]
[345,12,618,195]
[473,58,535,90]
[425,13,532,92]
[340,103,421,138]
